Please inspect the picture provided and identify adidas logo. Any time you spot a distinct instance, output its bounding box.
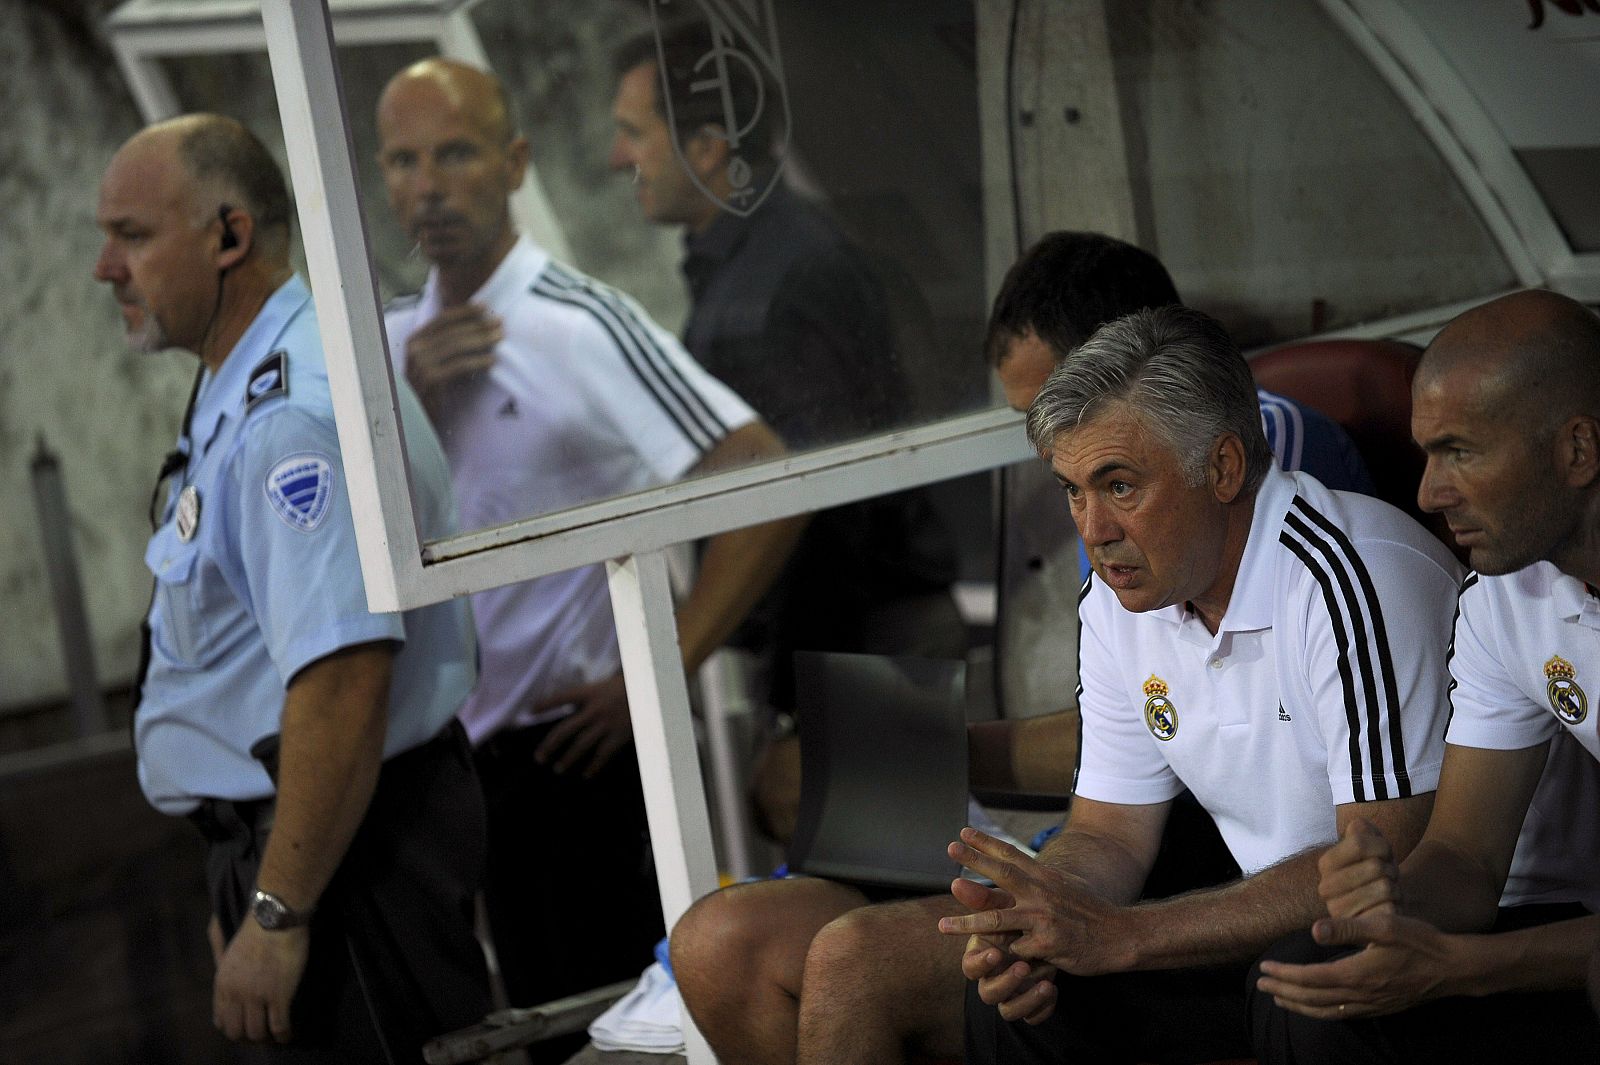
[1277,705,1292,722]
[498,397,518,419]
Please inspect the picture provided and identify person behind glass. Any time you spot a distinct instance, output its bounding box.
[95,114,489,1059]
[1251,289,1600,1065]
[664,232,1378,1065]
[607,19,964,841]
[939,305,1461,1065]
[374,58,804,1041]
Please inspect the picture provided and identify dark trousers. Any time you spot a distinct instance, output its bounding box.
[474,720,666,1063]
[1248,903,1600,1065]
[966,962,1254,1065]
[196,721,491,1063]
[964,795,1252,1064]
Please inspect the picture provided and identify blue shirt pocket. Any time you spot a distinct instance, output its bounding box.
[144,532,209,669]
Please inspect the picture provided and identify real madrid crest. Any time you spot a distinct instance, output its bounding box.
[176,485,201,542]
[1544,654,1587,726]
[1143,674,1178,741]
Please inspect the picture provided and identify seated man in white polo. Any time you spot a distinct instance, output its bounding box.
[939,304,1463,1064]
[1252,288,1600,1064]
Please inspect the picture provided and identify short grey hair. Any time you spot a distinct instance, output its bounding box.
[1025,305,1272,492]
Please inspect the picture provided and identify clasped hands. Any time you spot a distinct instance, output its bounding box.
[1255,817,1457,1018]
[937,827,1132,1024]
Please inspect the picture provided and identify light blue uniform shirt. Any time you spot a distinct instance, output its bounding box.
[137,276,476,815]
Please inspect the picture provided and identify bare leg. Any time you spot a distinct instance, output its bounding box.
[671,877,870,1065]
[796,894,969,1065]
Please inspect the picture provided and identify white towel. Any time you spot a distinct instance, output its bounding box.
[587,961,685,1054]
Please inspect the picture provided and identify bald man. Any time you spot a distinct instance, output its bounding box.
[97,115,489,1058]
[1251,290,1600,1064]
[375,58,803,1025]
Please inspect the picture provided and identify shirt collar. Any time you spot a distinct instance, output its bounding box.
[681,178,791,276]
[1145,466,1290,633]
[1545,562,1593,621]
[1222,466,1296,632]
[189,275,311,455]
[419,235,549,320]
[682,203,753,275]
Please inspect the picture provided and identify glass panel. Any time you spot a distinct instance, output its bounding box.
[360,0,992,540]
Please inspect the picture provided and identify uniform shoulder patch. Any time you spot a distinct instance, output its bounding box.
[246,350,289,412]
[264,452,335,532]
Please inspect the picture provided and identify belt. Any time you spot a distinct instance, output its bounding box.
[187,719,469,844]
[188,794,273,843]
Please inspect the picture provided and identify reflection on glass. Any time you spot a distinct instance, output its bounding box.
[359,0,989,538]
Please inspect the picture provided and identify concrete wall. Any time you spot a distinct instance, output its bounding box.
[0,0,187,711]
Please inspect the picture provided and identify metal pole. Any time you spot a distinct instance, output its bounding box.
[607,550,719,1065]
[30,436,108,736]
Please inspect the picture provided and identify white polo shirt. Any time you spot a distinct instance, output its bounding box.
[1074,467,1462,876]
[1442,565,1600,907]
[385,238,755,743]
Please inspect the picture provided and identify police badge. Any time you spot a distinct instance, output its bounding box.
[175,485,201,542]
[650,0,792,217]
[1544,654,1587,725]
[1143,674,1178,741]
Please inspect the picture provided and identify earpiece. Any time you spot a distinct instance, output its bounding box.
[218,204,238,251]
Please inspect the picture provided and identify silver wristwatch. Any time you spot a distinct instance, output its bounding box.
[250,889,314,930]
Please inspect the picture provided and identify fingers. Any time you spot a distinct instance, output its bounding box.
[947,826,1032,888]
[949,876,1006,912]
[1318,860,1401,919]
[268,997,293,1044]
[1019,981,1058,1025]
[1311,912,1405,950]
[1319,817,1392,878]
[961,934,1016,980]
[214,984,271,1043]
[534,711,587,769]
[1256,953,1367,992]
[979,957,1057,1013]
[213,981,240,1040]
[404,306,502,397]
[580,726,629,779]
[939,906,1028,938]
[1257,957,1378,1019]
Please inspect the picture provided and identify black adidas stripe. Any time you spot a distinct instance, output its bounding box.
[1072,572,1094,794]
[531,275,721,452]
[1279,530,1372,801]
[1293,500,1410,796]
[1280,496,1409,801]
[1444,572,1480,728]
[537,265,729,447]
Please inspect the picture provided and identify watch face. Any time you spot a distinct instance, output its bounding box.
[252,890,294,930]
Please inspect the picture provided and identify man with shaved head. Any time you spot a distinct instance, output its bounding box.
[96,114,489,1059]
[375,58,802,1031]
[1252,289,1600,1064]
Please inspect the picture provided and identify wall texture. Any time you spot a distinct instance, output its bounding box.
[0,0,189,710]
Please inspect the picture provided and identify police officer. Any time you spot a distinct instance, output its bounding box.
[95,114,489,1059]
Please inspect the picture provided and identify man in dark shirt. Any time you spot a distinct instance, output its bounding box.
[608,19,964,833]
